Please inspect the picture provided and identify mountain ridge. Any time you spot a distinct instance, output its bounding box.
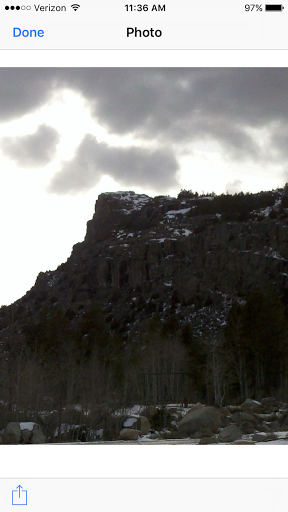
[1,187,288,342]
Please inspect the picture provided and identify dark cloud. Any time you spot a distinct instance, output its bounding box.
[0,69,57,122]
[1,124,60,167]
[2,68,288,153]
[56,68,288,162]
[48,134,179,195]
[1,68,288,191]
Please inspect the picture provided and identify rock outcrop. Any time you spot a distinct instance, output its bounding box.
[1,188,288,343]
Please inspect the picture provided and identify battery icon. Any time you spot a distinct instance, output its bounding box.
[265,4,284,10]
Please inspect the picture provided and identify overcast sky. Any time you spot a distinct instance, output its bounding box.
[0,68,288,306]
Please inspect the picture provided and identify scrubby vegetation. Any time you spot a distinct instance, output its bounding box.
[0,288,288,433]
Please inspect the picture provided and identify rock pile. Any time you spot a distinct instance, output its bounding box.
[2,422,46,444]
[2,396,288,444]
[109,396,288,444]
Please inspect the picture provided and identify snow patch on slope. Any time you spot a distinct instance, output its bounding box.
[104,191,150,214]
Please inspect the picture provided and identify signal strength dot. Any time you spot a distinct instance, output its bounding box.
[71,3,80,11]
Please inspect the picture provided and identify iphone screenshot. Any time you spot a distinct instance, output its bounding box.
[0,1,287,510]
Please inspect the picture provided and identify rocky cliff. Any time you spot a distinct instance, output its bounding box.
[1,188,288,341]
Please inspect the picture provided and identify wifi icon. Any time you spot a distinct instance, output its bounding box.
[71,4,80,11]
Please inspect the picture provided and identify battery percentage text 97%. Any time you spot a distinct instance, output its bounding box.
[245,4,263,10]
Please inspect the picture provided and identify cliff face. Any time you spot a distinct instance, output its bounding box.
[1,189,288,340]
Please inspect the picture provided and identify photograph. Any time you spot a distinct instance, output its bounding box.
[0,67,288,445]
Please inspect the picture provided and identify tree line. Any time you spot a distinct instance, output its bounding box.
[0,288,287,431]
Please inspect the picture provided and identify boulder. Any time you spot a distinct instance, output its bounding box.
[178,406,222,436]
[252,433,278,442]
[199,436,220,444]
[141,406,158,422]
[121,415,151,434]
[118,428,141,441]
[231,412,257,425]
[270,420,280,431]
[254,413,275,422]
[221,407,232,420]
[191,428,214,439]
[261,397,279,413]
[31,434,47,444]
[262,433,278,442]
[240,422,257,435]
[277,412,286,421]
[228,406,241,413]
[261,424,272,433]
[136,416,151,435]
[241,399,262,413]
[161,431,174,439]
[30,424,47,444]
[3,422,21,445]
[21,429,33,444]
[279,414,288,427]
[187,403,203,414]
[219,425,242,443]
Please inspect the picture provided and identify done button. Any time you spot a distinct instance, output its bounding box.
[13,27,44,37]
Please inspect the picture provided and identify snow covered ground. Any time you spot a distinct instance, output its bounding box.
[56,433,288,445]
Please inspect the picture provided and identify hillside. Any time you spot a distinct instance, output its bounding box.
[0,186,288,424]
[2,187,288,335]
